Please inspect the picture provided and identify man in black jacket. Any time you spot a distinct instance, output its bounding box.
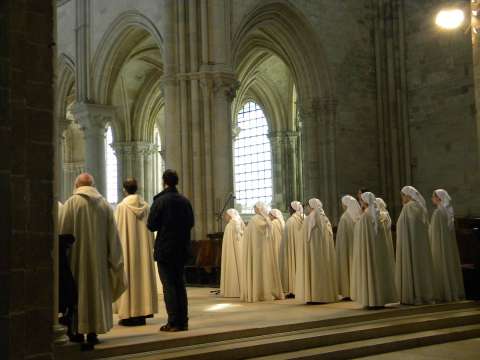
[147,169,194,332]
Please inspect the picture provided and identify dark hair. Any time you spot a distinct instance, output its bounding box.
[163,169,179,187]
[123,178,138,194]
[358,188,369,194]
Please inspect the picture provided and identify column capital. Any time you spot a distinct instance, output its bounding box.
[71,102,116,131]
[113,141,155,156]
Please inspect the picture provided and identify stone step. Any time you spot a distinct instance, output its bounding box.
[97,304,480,360]
[252,324,480,360]
[56,301,477,360]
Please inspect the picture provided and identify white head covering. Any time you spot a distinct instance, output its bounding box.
[341,195,361,222]
[434,189,454,229]
[401,185,428,222]
[307,198,324,241]
[361,192,379,234]
[270,209,285,227]
[290,201,304,216]
[226,208,244,235]
[254,201,273,232]
[375,197,387,212]
[376,197,392,229]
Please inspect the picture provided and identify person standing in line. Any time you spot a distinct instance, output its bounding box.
[147,170,194,332]
[336,195,362,300]
[350,192,398,308]
[430,189,465,302]
[220,209,245,298]
[270,208,285,259]
[59,173,126,345]
[395,186,436,305]
[115,178,158,326]
[241,202,285,302]
[279,201,304,298]
[296,198,338,304]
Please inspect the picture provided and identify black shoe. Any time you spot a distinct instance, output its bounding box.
[285,293,295,299]
[160,323,188,332]
[68,333,85,343]
[86,333,100,345]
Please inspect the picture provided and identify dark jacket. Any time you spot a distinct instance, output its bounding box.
[147,187,195,264]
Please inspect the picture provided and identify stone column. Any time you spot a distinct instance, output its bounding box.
[57,119,70,202]
[113,141,155,199]
[71,103,115,196]
[298,97,339,220]
[268,131,286,210]
[285,131,301,204]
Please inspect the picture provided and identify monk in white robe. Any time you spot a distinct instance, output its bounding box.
[270,209,285,259]
[296,199,338,303]
[351,192,398,308]
[430,189,465,302]
[279,201,304,297]
[59,173,126,344]
[115,178,158,326]
[220,209,245,298]
[336,195,361,299]
[395,186,436,305]
[376,197,396,276]
[241,202,284,302]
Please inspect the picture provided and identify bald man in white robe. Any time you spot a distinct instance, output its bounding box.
[59,173,126,344]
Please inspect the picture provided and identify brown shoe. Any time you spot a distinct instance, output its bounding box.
[160,323,188,332]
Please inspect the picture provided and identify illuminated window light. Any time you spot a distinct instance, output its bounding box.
[435,9,465,29]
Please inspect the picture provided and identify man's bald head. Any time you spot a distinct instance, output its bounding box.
[75,173,95,188]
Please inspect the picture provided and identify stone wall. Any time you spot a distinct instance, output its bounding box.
[0,1,55,359]
[404,0,480,217]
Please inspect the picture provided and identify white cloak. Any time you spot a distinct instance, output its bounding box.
[114,194,158,319]
[241,214,285,302]
[395,201,435,305]
[430,208,465,302]
[296,211,338,303]
[335,211,356,297]
[351,212,398,307]
[279,213,303,295]
[379,210,396,279]
[220,219,244,297]
[272,218,284,260]
[59,186,126,334]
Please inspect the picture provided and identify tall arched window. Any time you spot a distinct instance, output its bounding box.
[105,126,118,204]
[234,101,273,213]
[153,125,164,195]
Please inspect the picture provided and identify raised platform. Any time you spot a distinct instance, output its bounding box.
[55,288,480,360]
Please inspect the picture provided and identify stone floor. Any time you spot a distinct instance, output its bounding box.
[363,337,480,359]
[100,287,401,346]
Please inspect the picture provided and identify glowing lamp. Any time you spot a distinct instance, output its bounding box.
[435,9,465,29]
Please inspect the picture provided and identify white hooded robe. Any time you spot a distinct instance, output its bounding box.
[114,194,158,319]
[279,213,303,295]
[220,218,244,298]
[241,214,284,302]
[59,186,126,334]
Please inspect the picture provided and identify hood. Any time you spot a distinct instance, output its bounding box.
[74,186,104,201]
[122,194,148,219]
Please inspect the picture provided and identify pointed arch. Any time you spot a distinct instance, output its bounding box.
[232,0,334,104]
[91,10,164,105]
[55,53,75,120]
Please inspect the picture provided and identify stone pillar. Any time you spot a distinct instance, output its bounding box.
[75,0,91,101]
[71,103,115,196]
[285,131,301,204]
[268,131,286,210]
[299,97,339,221]
[113,142,155,200]
[161,0,238,239]
[57,118,70,202]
